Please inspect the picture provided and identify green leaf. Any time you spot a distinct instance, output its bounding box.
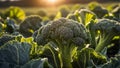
[29,42,60,68]
[21,58,53,68]
[72,48,106,68]
[40,44,60,68]
[78,9,96,26]
[0,41,31,66]
[54,11,62,20]
[101,55,120,68]
[5,6,25,22]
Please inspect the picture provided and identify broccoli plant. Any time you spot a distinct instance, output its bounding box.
[34,18,87,68]
[94,19,120,52]
[19,15,42,37]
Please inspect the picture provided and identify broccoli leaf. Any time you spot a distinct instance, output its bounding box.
[32,44,60,68]
[101,55,120,68]
[21,58,53,68]
[4,6,25,22]
[78,9,96,26]
[0,40,53,68]
[72,48,106,68]
[0,41,31,65]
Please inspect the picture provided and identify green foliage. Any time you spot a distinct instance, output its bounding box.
[107,38,120,57]
[107,4,119,12]
[0,34,15,46]
[38,44,61,68]
[78,9,96,26]
[72,48,106,68]
[21,58,53,68]
[0,41,31,67]
[67,9,96,26]
[112,6,120,18]
[0,40,52,68]
[101,55,120,68]
[4,6,25,23]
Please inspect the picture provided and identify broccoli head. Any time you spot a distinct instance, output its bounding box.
[35,18,87,68]
[94,19,120,52]
[19,15,42,37]
[90,6,108,18]
[35,18,87,46]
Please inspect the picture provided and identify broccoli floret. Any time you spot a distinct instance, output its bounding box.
[19,15,42,37]
[35,18,87,68]
[94,19,120,52]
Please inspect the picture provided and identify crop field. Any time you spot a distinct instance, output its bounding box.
[0,1,120,68]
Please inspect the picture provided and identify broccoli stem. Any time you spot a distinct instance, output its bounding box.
[59,45,73,68]
[95,33,114,52]
[55,40,73,68]
[88,20,97,48]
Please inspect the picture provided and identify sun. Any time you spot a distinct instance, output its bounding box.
[41,0,65,6]
[47,0,57,3]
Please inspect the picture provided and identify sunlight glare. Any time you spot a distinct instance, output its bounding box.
[47,0,57,3]
[41,0,65,6]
